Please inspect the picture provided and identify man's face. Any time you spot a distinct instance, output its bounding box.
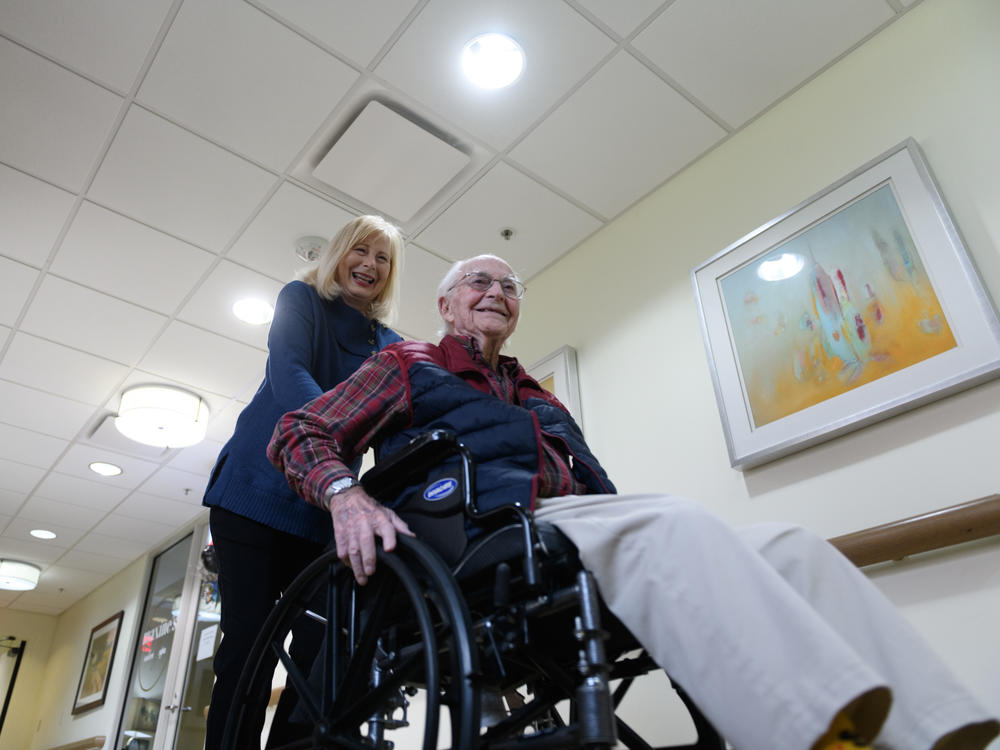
[439,257,521,347]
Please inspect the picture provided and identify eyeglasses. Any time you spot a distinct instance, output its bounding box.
[449,271,526,299]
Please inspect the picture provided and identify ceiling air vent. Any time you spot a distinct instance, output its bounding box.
[312,101,470,222]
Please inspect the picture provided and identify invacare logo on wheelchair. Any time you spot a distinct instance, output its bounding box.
[423,477,459,501]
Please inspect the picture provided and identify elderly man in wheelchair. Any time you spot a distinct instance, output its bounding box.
[241,254,997,750]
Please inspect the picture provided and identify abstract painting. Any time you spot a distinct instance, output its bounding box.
[693,140,1000,469]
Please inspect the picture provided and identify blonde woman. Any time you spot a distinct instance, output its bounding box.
[203,215,404,749]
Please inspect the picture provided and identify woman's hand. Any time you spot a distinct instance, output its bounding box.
[328,486,413,584]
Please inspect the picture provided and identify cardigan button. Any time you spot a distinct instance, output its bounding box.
[368,337,375,345]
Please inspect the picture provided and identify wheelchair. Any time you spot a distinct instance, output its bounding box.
[224,430,726,750]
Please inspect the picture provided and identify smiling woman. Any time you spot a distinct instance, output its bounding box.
[199,214,406,749]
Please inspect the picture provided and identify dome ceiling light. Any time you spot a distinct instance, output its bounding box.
[114,385,210,448]
[0,560,41,591]
[461,33,525,89]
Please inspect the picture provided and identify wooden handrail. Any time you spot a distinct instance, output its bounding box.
[829,494,1000,567]
[47,737,106,750]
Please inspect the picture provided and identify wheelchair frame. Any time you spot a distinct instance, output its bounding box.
[223,430,725,750]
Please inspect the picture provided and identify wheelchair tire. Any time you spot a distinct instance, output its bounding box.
[223,537,481,750]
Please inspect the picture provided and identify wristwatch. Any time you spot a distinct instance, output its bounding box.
[321,477,359,510]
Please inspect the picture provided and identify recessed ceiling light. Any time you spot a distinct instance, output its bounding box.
[30,529,57,540]
[232,298,274,326]
[89,461,123,477]
[461,33,525,89]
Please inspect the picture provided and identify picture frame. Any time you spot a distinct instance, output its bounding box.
[72,610,124,715]
[527,345,583,426]
[692,139,1000,470]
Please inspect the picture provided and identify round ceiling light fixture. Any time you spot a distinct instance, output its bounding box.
[232,298,274,325]
[0,559,41,591]
[115,385,210,448]
[30,529,57,540]
[89,461,123,477]
[461,33,525,89]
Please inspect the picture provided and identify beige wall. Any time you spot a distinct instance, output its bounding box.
[512,0,999,729]
[0,610,56,750]
[24,558,147,750]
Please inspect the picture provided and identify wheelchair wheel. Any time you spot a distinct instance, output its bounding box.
[224,536,481,750]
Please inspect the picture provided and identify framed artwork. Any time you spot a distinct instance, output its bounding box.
[527,345,583,425]
[692,139,1000,469]
[72,610,124,714]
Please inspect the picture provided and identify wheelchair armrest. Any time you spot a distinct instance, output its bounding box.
[360,429,468,501]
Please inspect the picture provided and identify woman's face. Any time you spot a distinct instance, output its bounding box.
[335,233,392,312]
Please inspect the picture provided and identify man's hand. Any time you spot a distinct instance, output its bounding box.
[328,486,413,585]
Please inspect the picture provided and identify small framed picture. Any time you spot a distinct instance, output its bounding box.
[72,610,124,714]
[692,139,1000,469]
[528,345,583,426]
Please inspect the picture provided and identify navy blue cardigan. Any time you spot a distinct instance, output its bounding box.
[202,280,401,542]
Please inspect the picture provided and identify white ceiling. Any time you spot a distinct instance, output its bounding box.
[0,0,919,614]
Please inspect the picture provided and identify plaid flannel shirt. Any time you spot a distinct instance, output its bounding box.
[267,335,587,509]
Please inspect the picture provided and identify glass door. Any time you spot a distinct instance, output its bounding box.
[170,533,221,750]
[116,523,213,750]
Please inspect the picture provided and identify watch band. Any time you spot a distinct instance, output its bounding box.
[321,477,359,511]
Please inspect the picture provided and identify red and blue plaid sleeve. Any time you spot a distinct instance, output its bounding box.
[267,350,411,507]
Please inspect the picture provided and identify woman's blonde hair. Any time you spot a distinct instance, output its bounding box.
[299,215,404,324]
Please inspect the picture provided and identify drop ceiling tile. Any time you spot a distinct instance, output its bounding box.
[51,202,217,314]
[2,517,85,548]
[8,589,82,611]
[575,0,667,37]
[632,0,893,127]
[72,531,149,561]
[0,164,77,267]
[0,536,62,565]
[0,257,39,326]
[0,488,23,516]
[168,439,224,477]
[0,423,68,469]
[0,333,129,404]
[38,565,111,595]
[92,514,176,545]
[0,380,95,440]
[394,244,451,342]
[138,466,209,505]
[510,51,726,219]
[89,106,276,250]
[313,101,471,222]
[139,322,267,398]
[0,458,44,494]
[375,0,616,150]
[33,471,129,511]
[177,261,283,349]
[0,0,175,92]
[227,182,354,281]
[256,0,419,66]
[51,444,160,491]
[0,37,123,191]
[20,276,167,365]
[56,547,130,575]
[137,0,359,170]
[415,162,602,279]
[117,492,206,526]
[7,600,64,615]
[17,496,105,530]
